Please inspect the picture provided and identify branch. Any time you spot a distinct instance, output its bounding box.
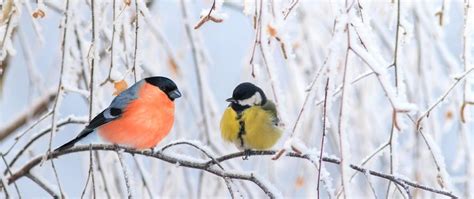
[3,144,459,198]
[179,0,211,144]
[25,173,60,199]
[5,116,87,173]
[161,141,234,198]
[416,67,474,128]
[6,144,279,198]
[131,157,154,198]
[0,89,56,141]
[317,78,329,198]
[132,0,139,82]
[46,1,71,196]
[209,151,457,198]
[282,0,299,20]
[89,0,97,119]
[100,0,117,85]
[1,154,20,198]
[194,0,223,29]
[116,150,133,199]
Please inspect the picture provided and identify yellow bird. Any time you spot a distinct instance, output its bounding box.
[220,82,282,153]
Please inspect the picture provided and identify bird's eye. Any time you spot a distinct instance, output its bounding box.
[110,108,122,117]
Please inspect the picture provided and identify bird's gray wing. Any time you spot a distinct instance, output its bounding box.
[85,80,144,131]
[261,100,280,125]
[55,80,144,151]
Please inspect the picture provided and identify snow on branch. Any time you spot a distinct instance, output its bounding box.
[0,89,57,141]
[0,1,472,198]
[2,143,459,199]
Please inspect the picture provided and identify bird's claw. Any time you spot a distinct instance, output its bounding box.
[140,147,155,154]
[242,149,251,160]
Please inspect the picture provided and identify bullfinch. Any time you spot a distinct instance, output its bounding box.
[55,76,181,151]
[220,82,282,151]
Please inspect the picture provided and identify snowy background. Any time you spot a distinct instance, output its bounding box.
[0,0,473,198]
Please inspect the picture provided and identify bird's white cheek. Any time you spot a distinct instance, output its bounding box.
[238,93,262,106]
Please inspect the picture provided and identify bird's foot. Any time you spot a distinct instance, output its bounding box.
[149,147,156,154]
[139,147,155,155]
[242,149,252,160]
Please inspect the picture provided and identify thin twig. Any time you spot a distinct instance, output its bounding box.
[94,152,112,199]
[80,146,96,199]
[349,142,389,181]
[100,0,118,85]
[252,1,283,105]
[179,0,211,144]
[416,68,474,128]
[132,0,139,82]
[349,44,398,109]
[0,7,15,50]
[361,172,378,198]
[48,0,71,151]
[161,141,224,170]
[461,0,473,123]
[386,2,402,195]
[161,141,235,198]
[317,78,329,199]
[45,1,71,197]
[315,64,395,107]
[392,0,401,89]
[94,151,112,199]
[258,31,280,105]
[1,154,21,198]
[6,117,87,172]
[435,0,447,26]
[25,173,59,199]
[89,0,97,121]
[80,160,92,199]
[194,0,221,29]
[131,157,153,198]
[0,91,56,142]
[116,150,133,199]
[386,123,397,198]
[49,159,63,198]
[249,0,263,77]
[337,26,351,198]
[0,180,10,198]
[283,0,299,20]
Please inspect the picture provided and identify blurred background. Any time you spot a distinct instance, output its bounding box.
[0,0,473,198]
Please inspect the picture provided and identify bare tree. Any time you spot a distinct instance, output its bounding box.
[0,0,472,198]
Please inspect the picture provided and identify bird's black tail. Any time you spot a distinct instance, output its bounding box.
[54,129,92,152]
[54,138,80,152]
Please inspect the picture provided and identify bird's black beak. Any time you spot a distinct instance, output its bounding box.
[226,97,236,103]
[168,89,182,100]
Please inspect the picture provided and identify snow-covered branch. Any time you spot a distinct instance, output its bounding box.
[2,143,459,198]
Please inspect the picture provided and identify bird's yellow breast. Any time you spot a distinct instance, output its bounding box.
[220,106,282,150]
[220,107,241,143]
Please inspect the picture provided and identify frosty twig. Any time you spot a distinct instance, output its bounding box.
[3,144,459,198]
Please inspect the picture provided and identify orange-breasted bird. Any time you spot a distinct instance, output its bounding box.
[55,76,181,151]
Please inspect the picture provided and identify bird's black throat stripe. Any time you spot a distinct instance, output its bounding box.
[231,103,250,113]
[236,112,245,148]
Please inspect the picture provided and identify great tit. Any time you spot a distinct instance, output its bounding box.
[220,82,282,151]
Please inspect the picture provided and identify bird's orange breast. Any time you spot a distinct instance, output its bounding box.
[98,83,175,149]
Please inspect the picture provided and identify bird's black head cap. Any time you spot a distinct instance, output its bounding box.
[226,82,267,112]
[145,76,182,101]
